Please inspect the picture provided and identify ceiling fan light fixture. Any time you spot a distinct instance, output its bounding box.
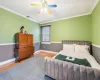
[31,0,57,14]
[41,7,48,13]
[41,8,44,12]
[44,7,48,13]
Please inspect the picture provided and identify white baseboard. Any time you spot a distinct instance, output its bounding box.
[40,50,57,53]
[0,50,57,66]
[0,58,16,66]
[92,44,100,48]
[34,50,41,55]
[34,50,58,55]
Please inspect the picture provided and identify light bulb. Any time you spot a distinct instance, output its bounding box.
[41,8,44,12]
[44,7,48,13]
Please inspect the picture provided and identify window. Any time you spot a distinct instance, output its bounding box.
[41,25,50,42]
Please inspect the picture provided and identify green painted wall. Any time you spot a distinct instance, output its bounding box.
[0,8,40,44]
[92,0,100,45]
[42,15,92,42]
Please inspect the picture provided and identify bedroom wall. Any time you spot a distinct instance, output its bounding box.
[92,0,100,45]
[0,8,40,62]
[40,15,92,52]
[42,15,92,42]
[92,0,100,64]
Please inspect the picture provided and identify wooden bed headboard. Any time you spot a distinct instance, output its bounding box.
[62,40,92,54]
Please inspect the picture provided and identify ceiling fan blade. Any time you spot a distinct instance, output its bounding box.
[48,9,52,14]
[31,4,41,6]
[48,4,57,8]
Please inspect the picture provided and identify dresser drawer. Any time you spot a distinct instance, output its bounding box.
[27,47,34,56]
[18,48,27,59]
[19,53,27,59]
[18,48,27,53]
[18,46,27,49]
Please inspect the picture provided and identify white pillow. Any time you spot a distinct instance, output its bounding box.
[63,44,75,52]
[75,44,89,53]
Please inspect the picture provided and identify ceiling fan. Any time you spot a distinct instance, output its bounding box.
[31,0,57,14]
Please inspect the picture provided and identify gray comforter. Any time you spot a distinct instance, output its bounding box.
[45,57,100,80]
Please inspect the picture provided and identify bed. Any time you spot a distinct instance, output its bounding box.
[44,40,100,80]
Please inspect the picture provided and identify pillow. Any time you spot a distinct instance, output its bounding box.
[75,44,90,53]
[63,44,75,52]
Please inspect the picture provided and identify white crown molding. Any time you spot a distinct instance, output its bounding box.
[92,44,100,48]
[0,0,99,24]
[39,0,99,24]
[40,12,91,24]
[0,58,15,66]
[0,5,39,23]
[90,0,99,13]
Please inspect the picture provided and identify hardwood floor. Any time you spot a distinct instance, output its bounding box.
[0,57,32,72]
[37,52,56,58]
[0,52,56,72]
[0,61,16,72]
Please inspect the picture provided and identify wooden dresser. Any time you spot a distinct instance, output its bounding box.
[15,33,34,61]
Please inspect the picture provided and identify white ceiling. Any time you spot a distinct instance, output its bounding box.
[0,0,99,23]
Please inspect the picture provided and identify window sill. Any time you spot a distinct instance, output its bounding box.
[41,42,51,44]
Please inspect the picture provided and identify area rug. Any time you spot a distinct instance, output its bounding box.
[0,56,54,80]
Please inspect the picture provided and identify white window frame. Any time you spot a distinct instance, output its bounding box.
[41,25,50,42]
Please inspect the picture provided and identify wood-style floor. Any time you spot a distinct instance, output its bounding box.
[37,52,56,58]
[0,57,31,72]
[0,52,56,72]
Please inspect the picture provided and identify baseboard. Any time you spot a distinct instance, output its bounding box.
[0,58,16,66]
[92,44,100,48]
[34,50,41,55]
[40,50,57,53]
[34,50,58,55]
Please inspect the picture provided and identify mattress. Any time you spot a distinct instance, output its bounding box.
[53,50,100,70]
